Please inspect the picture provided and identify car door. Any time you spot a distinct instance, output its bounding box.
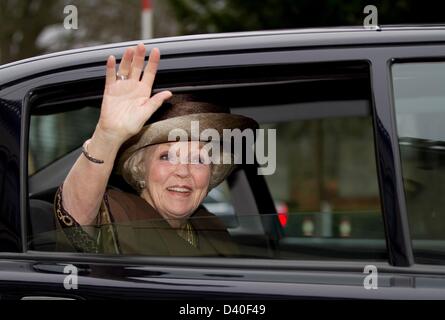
[2,29,445,300]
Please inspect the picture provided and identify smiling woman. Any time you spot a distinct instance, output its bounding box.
[53,43,258,255]
[138,142,212,229]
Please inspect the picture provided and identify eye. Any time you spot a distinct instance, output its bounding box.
[160,153,170,161]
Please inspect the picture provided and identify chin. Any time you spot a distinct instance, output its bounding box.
[165,206,194,219]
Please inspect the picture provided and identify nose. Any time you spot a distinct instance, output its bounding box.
[174,162,191,178]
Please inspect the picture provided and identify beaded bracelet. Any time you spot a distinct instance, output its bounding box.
[82,139,104,164]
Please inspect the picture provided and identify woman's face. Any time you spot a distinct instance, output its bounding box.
[140,141,211,225]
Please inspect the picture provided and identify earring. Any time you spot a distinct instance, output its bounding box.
[137,180,146,190]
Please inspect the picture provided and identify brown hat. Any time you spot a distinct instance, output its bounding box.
[115,94,259,191]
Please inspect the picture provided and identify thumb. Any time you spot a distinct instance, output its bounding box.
[143,91,173,115]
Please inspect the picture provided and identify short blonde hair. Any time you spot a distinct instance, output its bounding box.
[121,147,148,194]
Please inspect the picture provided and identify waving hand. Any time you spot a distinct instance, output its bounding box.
[98,43,172,144]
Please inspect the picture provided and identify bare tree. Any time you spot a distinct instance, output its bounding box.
[0,0,60,64]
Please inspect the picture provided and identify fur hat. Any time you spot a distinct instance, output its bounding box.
[115,94,259,191]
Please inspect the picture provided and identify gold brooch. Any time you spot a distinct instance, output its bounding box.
[177,222,199,248]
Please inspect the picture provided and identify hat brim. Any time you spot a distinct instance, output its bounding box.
[116,113,259,190]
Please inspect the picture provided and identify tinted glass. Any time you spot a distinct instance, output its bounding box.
[29,107,99,175]
[234,102,385,261]
[392,62,445,264]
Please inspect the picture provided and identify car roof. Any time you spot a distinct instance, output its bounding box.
[1,25,445,86]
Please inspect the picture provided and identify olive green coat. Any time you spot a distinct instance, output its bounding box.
[54,186,239,256]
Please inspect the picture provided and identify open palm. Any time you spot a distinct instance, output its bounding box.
[98,44,172,143]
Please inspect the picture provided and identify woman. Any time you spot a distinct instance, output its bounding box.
[54,43,258,256]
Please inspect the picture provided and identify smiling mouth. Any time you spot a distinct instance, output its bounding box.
[167,186,192,194]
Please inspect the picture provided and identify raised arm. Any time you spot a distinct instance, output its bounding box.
[61,44,172,225]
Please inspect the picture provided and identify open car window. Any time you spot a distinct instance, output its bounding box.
[27,61,387,262]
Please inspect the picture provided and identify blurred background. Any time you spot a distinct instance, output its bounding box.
[2,0,445,65]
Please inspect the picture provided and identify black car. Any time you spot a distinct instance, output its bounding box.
[1,26,445,300]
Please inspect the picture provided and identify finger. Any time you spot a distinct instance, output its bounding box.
[129,43,146,80]
[105,55,116,88]
[141,90,172,116]
[117,47,135,77]
[141,47,161,87]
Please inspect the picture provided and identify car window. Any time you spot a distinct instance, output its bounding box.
[234,104,385,260]
[202,182,237,228]
[262,118,382,239]
[392,61,445,265]
[27,61,387,261]
[28,107,100,175]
